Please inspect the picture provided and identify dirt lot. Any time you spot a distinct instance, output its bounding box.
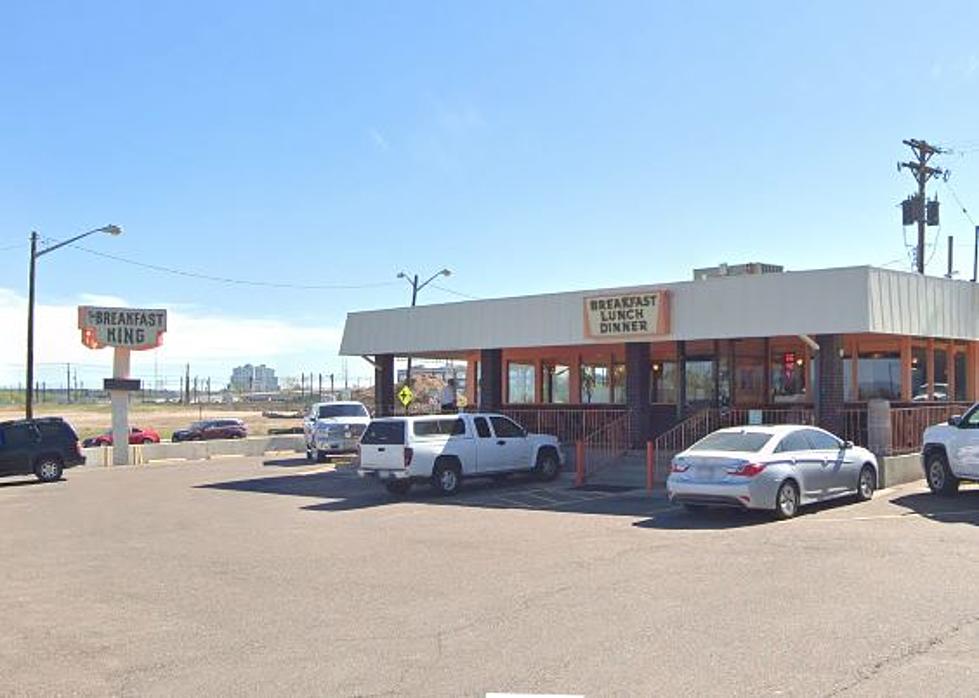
[0,404,302,440]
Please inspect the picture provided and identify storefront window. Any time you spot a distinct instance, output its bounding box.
[611,363,627,404]
[542,364,570,404]
[934,349,949,401]
[955,351,968,401]
[771,351,807,402]
[650,361,677,403]
[581,364,610,403]
[507,363,535,404]
[911,347,927,400]
[857,352,901,400]
[685,359,715,406]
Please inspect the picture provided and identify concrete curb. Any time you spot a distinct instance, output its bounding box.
[81,434,306,467]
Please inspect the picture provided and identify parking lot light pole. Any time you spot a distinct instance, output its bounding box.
[396,268,451,385]
[25,225,123,419]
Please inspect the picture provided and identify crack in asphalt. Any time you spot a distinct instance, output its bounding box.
[823,611,979,696]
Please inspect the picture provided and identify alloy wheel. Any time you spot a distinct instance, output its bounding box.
[929,460,945,491]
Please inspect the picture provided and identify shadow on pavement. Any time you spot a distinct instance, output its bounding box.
[0,478,45,490]
[633,507,775,530]
[891,487,979,525]
[197,459,669,517]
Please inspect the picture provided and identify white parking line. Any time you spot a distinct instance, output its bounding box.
[813,508,979,523]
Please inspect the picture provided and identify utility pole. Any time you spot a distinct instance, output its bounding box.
[899,139,945,273]
[330,373,335,396]
[318,373,322,400]
[397,268,451,386]
[947,235,954,278]
[25,232,37,419]
[66,363,71,404]
[974,226,979,283]
[185,364,191,404]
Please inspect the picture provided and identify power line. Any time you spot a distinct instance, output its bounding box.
[431,284,480,300]
[55,242,404,291]
[943,179,977,227]
[0,242,25,252]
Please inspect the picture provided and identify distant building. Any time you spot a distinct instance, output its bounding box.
[230,364,279,393]
[692,262,784,281]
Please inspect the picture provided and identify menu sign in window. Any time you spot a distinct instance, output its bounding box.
[583,291,670,339]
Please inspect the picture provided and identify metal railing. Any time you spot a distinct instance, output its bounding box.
[653,406,815,455]
[890,402,973,455]
[579,411,633,479]
[499,406,628,444]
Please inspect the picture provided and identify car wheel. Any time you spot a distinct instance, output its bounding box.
[141,438,154,445]
[534,450,561,482]
[926,453,959,496]
[432,460,462,496]
[774,480,800,520]
[316,450,328,464]
[384,480,412,496]
[855,465,876,502]
[34,457,63,483]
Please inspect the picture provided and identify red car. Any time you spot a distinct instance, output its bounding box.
[83,426,161,447]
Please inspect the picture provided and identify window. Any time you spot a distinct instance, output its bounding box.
[361,421,405,445]
[611,363,627,405]
[802,429,842,451]
[771,351,806,402]
[413,419,466,438]
[36,421,75,440]
[934,349,949,401]
[650,361,677,404]
[0,424,36,447]
[507,363,535,404]
[689,430,772,452]
[581,364,610,403]
[955,351,968,401]
[911,347,927,400]
[775,431,811,453]
[474,417,492,438]
[318,404,369,418]
[542,364,570,404]
[490,416,525,438]
[685,359,715,405]
[857,352,901,400]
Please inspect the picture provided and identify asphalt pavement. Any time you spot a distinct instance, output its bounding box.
[2,456,979,696]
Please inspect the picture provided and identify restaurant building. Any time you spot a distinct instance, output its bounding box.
[340,265,979,451]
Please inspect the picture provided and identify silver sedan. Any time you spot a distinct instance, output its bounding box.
[666,425,879,519]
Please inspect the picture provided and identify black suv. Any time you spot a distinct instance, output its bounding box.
[0,417,85,482]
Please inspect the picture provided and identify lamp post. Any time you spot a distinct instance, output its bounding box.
[397,268,451,385]
[25,225,122,419]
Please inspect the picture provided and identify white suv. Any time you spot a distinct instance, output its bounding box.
[303,401,371,462]
[922,403,979,495]
[358,413,563,496]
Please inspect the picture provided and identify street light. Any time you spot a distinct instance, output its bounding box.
[397,268,451,385]
[25,225,123,419]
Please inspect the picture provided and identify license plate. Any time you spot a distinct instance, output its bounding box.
[696,466,718,481]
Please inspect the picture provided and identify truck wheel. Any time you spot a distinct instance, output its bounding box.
[305,446,314,462]
[926,453,959,496]
[432,460,462,496]
[316,450,328,464]
[384,480,412,496]
[534,450,561,482]
[855,465,876,502]
[34,457,63,483]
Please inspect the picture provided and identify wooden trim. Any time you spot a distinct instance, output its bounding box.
[927,338,936,400]
[949,344,957,404]
[900,337,913,401]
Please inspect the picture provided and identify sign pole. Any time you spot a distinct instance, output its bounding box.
[111,347,132,466]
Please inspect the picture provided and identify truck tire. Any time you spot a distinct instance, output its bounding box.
[432,459,462,496]
[926,452,959,496]
[534,449,561,482]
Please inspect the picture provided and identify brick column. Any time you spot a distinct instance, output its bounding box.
[374,354,395,417]
[626,342,652,448]
[479,349,503,411]
[676,341,687,420]
[815,334,844,435]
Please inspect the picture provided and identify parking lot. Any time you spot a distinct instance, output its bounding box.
[3,457,979,697]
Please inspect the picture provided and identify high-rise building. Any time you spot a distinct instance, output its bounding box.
[230,364,279,393]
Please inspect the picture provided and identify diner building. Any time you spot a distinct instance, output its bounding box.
[340,265,979,449]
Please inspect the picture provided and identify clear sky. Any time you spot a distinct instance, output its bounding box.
[2,1,978,390]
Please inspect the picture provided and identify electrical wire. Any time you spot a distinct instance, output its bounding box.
[943,180,977,227]
[0,242,25,252]
[431,284,480,300]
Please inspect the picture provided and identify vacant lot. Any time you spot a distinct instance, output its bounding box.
[0,404,302,440]
[2,460,978,696]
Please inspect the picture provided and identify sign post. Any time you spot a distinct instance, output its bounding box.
[77,307,167,466]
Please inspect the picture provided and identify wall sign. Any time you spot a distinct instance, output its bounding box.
[77,306,167,350]
[583,291,670,339]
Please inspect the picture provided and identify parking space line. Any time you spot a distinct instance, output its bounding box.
[812,508,979,523]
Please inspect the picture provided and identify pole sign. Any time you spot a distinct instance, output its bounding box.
[77,306,167,351]
[583,291,670,339]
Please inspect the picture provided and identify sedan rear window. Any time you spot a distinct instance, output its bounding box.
[361,421,405,445]
[689,431,773,453]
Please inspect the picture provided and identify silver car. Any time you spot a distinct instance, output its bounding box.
[666,425,879,519]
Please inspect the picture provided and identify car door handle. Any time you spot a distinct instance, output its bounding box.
[378,447,386,452]
[497,440,506,446]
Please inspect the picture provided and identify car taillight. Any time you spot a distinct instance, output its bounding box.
[74,442,82,457]
[730,462,766,477]
[404,447,413,468]
[670,461,689,473]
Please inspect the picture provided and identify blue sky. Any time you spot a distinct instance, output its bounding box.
[2,1,978,389]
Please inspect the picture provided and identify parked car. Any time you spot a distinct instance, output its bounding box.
[0,417,85,482]
[921,403,979,495]
[172,418,247,442]
[83,426,161,447]
[913,383,949,401]
[666,425,878,519]
[358,413,563,496]
[303,401,371,462]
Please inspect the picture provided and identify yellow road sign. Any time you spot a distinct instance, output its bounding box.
[398,385,414,407]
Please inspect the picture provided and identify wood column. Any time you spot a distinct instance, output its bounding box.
[676,341,687,420]
[949,344,957,403]
[626,342,652,448]
[969,341,979,401]
[570,354,582,404]
[900,337,913,402]
[478,349,503,410]
[374,354,395,417]
[848,337,859,402]
[927,339,936,400]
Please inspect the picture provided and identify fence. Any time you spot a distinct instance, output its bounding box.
[653,406,815,456]
[890,402,972,455]
[499,406,628,444]
[579,411,633,480]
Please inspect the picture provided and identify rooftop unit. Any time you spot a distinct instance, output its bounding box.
[693,262,784,281]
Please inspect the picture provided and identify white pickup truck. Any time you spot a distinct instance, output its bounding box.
[303,401,371,462]
[358,413,563,496]
[922,405,979,495]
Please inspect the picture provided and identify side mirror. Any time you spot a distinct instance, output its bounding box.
[949,415,963,427]
[843,440,854,450]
